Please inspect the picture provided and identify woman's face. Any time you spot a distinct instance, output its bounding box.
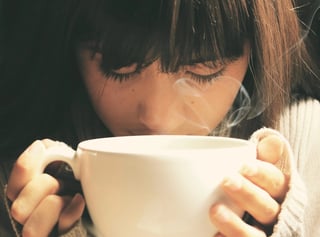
[77,46,250,136]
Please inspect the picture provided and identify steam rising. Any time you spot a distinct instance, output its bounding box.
[173,77,252,134]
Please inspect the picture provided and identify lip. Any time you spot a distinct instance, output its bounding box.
[128,130,165,136]
[127,129,197,136]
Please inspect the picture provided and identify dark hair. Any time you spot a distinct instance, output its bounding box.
[1,0,319,159]
[72,1,249,72]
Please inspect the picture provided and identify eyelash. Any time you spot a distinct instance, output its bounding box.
[103,66,225,83]
[185,68,225,84]
[103,70,141,83]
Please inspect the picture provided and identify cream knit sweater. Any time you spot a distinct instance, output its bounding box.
[277,99,320,237]
[250,98,320,237]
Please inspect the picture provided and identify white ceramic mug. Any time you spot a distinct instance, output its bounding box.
[41,135,256,237]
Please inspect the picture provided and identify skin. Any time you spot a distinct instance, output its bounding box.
[6,45,289,237]
[77,45,252,136]
[211,135,288,237]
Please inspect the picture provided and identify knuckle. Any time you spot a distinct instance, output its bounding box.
[44,195,66,210]
[6,187,16,201]
[13,158,31,175]
[271,176,288,202]
[41,138,57,148]
[41,173,60,193]
[45,195,60,204]
[270,179,282,195]
[11,200,27,224]
[22,225,39,237]
[261,204,279,224]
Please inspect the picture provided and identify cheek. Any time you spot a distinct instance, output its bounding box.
[77,50,143,134]
[98,87,136,114]
[186,62,248,130]
[78,59,131,126]
[190,82,240,128]
[91,84,142,132]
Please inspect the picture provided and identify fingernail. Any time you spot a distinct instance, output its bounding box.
[222,175,242,191]
[73,193,84,203]
[258,135,284,163]
[67,193,85,212]
[27,140,45,155]
[240,162,257,176]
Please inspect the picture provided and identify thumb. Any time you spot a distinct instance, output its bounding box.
[257,135,284,164]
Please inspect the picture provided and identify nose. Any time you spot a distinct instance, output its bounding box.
[137,71,182,134]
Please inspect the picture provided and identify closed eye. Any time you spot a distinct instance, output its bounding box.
[101,61,155,82]
[183,62,226,83]
[185,68,225,83]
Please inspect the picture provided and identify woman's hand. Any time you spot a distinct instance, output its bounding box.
[6,140,86,237]
[210,135,289,237]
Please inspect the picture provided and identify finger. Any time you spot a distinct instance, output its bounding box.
[58,193,86,233]
[7,140,46,201]
[257,135,284,164]
[240,160,289,202]
[7,139,68,201]
[41,139,60,148]
[210,204,266,237]
[10,173,61,224]
[221,173,280,225]
[22,195,71,237]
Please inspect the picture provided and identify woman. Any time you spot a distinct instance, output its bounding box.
[1,0,320,236]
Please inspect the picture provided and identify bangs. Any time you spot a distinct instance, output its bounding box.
[72,0,251,71]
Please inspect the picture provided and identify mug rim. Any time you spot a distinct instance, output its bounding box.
[78,135,255,155]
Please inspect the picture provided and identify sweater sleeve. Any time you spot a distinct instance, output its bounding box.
[250,127,307,237]
[278,99,320,237]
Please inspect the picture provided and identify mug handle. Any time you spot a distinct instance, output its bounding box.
[40,145,81,180]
